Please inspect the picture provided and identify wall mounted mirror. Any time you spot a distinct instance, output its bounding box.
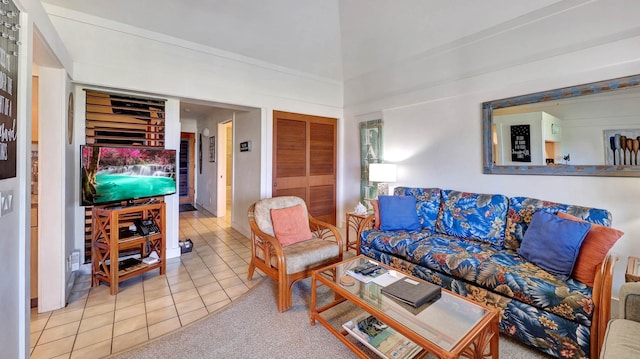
[483,73,640,176]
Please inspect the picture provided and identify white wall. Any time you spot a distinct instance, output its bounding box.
[342,12,640,299]
[0,0,72,356]
[37,66,67,312]
[232,109,262,236]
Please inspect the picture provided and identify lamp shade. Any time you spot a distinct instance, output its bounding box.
[369,163,397,182]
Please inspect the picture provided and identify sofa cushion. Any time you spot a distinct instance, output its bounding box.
[393,187,442,230]
[361,228,433,258]
[379,195,421,231]
[517,210,591,280]
[474,250,594,326]
[437,190,509,246]
[558,212,624,286]
[505,196,612,251]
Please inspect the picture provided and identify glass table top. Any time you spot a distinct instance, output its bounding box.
[321,256,491,351]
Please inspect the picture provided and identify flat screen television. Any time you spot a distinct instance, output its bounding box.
[81,145,177,206]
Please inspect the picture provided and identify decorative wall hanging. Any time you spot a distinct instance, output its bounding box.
[0,0,20,179]
[510,125,531,163]
[604,129,640,165]
[209,136,215,162]
[359,119,383,210]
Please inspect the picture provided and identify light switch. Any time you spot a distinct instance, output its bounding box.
[0,190,13,216]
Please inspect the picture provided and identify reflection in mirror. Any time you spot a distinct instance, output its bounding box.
[483,74,640,176]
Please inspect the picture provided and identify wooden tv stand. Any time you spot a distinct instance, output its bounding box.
[91,202,166,295]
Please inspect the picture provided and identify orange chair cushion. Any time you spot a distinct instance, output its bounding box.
[558,212,623,286]
[271,204,313,246]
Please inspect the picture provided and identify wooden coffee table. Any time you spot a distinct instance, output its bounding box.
[310,255,499,359]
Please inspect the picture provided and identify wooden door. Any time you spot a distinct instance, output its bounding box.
[273,111,337,224]
[179,132,195,204]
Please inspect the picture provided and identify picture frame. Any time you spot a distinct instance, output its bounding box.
[209,136,216,162]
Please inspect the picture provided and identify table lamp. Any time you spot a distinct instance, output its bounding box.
[369,163,397,196]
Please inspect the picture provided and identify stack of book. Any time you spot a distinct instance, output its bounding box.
[343,313,421,359]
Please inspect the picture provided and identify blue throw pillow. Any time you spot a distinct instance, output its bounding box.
[517,210,591,280]
[379,195,421,231]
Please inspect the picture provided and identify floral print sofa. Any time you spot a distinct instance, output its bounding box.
[359,187,617,359]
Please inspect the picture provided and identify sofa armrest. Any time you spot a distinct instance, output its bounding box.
[619,282,640,322]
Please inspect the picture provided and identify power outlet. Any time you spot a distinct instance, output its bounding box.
[0,190,13,216]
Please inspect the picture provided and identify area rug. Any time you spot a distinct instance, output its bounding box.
[109,278,549,358]
[179,203,197,212]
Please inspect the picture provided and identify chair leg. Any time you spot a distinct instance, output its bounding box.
[247,260,255,280]
[278,279,289,312]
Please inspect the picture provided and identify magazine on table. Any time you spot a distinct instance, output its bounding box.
[342,313,421,359]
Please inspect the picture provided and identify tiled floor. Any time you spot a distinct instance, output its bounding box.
[29,206,264,359]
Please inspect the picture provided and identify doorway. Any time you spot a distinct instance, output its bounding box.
[217,121,233,221]
[179,132,195,204]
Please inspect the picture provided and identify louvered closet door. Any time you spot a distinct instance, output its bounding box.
[272,111,337,225]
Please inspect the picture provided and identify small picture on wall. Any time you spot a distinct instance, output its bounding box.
[209,136,216,162]
[604,129,640,166]
[510,124,531,162]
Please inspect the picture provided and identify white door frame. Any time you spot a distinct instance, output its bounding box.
[216,120,233,217]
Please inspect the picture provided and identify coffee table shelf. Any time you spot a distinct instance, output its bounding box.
[310,255,499,359]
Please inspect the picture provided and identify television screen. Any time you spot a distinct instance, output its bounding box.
[81,145,177,206]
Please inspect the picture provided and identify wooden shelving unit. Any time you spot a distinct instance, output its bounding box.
[91,202,166,295]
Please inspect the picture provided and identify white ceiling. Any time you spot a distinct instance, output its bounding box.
[40,0,564,81]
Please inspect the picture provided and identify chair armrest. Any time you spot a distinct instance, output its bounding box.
[619,282,640,322]
[309,216,344,257]
[359,214,375,232]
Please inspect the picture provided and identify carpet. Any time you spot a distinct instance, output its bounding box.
[109,278,550,358]
[179,203,198,212]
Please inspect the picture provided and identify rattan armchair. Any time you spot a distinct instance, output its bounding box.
[247,196,343,312]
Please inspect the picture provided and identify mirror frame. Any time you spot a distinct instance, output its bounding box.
[483,73,640,177]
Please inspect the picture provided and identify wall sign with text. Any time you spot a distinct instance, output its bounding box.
[510,124,531,163]
[0,0,20,180]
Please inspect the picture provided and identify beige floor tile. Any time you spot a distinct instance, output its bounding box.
[148,317,181,339]
[115,291,145,310]
[143,285,172,301]
[145,294,174,312]
[82,302,115,319]
[218,276,244,288]
[172,287,200,303]
[113,313,148,337]
[30,336,75,359]
[30,330,42,349]
[175,297,205,316]
[169,280,196,293]
[46,309,84,328]
[196,281,223,295]
[114,302,145,323]
[111,327,149,354]
[146,305,178,326]
[179,307,208,326]
[213,269,237,280]
[73,325,113,351]
[206,299,231,313]
[70,339,111,359]
[78,311,113,333]
[192,274,216,287]
[187,268,212,280]
[224,283,249,300]
[38,321,80,345]
[31,316,50,333]
[201,289,230,306]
